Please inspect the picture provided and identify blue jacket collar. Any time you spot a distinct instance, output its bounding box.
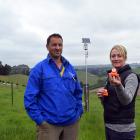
[46,54,69,66]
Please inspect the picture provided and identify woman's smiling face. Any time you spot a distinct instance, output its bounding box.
[110,48,126,69]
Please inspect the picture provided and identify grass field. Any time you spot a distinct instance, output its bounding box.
[76,70,99,86]
[0,74,28,85]
[133,67,140,74]
[0,84,140,140]
[0,72,99,87]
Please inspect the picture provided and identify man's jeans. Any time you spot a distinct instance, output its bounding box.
[37,120,79,140]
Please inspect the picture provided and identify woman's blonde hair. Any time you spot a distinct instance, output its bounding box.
[110,45,127,60]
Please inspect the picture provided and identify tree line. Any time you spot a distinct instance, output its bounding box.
[0,61,30,75]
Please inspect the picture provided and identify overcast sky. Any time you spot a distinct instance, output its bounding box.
[0,0,140,67]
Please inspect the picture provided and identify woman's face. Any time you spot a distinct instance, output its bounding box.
[110,49,126,69]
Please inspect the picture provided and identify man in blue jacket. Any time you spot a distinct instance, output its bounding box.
[24,33,83,140]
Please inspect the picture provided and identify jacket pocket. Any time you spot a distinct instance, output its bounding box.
[62,75,76,94]
[42,76,59,91]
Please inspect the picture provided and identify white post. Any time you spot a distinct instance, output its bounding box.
[85,45,89,111]
[82,38,90,112]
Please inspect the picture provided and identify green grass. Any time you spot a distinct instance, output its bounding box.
[0,74,28,85]
[79,94,105,140]
[135,95,140,138]
[0,84,140,140]
[77,70,99,86]
[133,67,140,74]
[0,84,35,140]
[0,72,98,86]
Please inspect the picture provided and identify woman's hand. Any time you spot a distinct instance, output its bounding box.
[97,88,105,98]
[108,73,121,86]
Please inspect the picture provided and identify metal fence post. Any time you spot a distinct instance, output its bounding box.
[11,82,13,106]
[84,84,89,112]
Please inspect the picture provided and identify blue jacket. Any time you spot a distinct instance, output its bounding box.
[24,55,83,125]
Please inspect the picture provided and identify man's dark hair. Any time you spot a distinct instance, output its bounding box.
[46,33,63,46]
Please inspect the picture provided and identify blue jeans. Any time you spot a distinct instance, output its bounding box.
[105,127,136,140]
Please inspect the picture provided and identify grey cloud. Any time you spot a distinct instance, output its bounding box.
[0,0,140,66]
[0,7,20,39]
[53,0,84,10]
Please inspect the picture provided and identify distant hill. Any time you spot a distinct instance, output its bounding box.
[133,67,140,74]
[75,63,140,70]
[76,70,106,89]
[75,63,140,76]
[76,70,99,85]
[75,63,140,88]
[74,64,111,70]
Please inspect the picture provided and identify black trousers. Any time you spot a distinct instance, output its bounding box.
[105,127,136,140]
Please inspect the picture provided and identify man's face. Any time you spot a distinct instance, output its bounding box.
[47,37,63,59]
